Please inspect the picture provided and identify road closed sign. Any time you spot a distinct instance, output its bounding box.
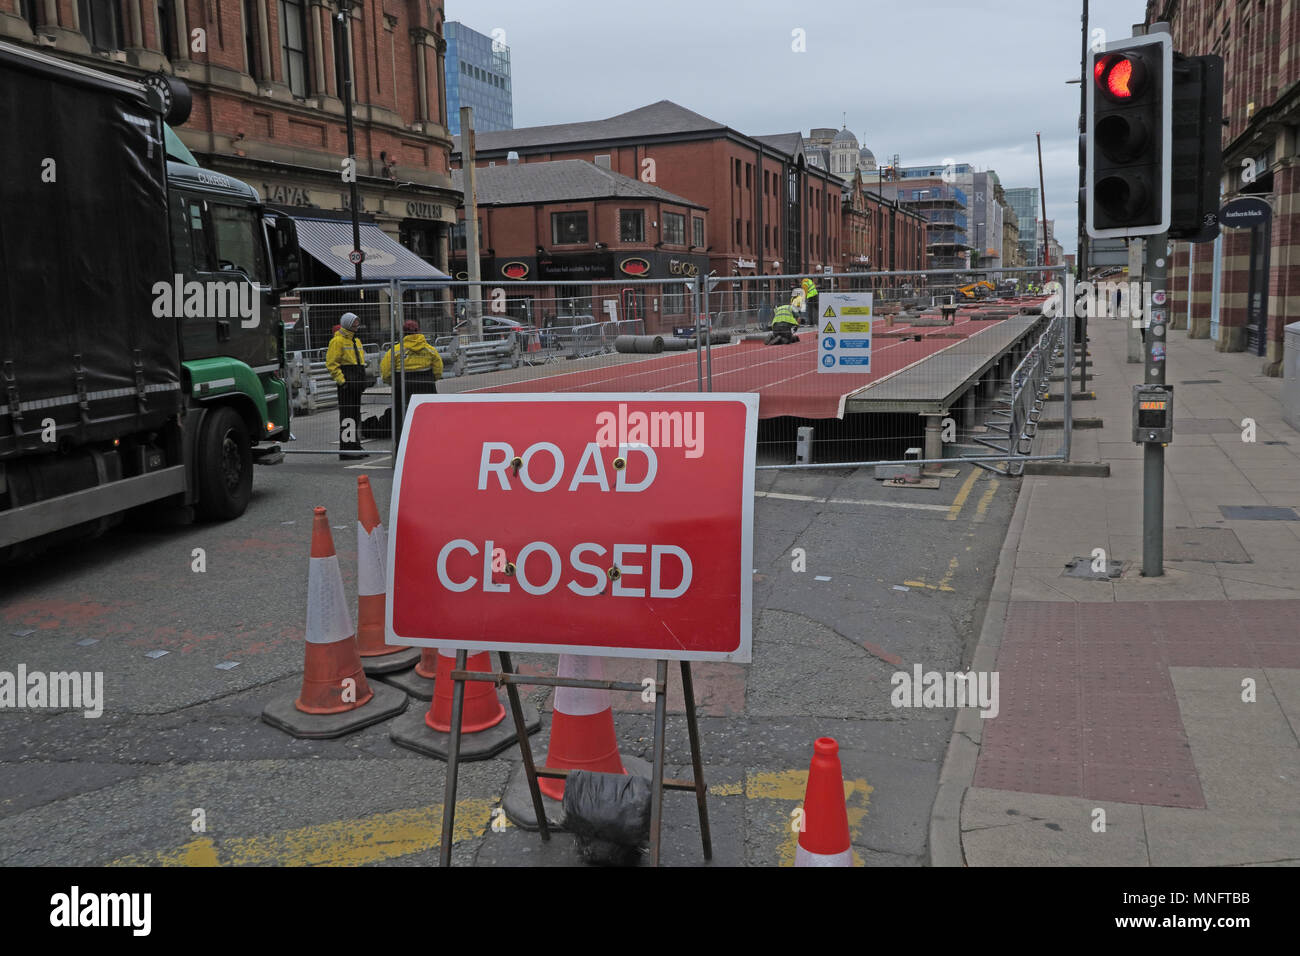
[386,394,758,662]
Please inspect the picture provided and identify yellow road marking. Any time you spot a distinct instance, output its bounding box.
[110,798,500,867]
[973,479,1000,522]
[110,770,869,868]
[937,555,959,591]
[946,468,981,521]
[903,578,956,593]
[711,768,872,867]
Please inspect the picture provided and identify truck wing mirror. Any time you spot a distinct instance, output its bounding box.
[269,214,302,292]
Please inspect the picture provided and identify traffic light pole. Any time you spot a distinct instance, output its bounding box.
[1142,234,1168,576]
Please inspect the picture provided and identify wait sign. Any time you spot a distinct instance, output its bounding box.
[385,394,757,662]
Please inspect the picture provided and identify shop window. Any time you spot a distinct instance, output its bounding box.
[663,288,686,315]
[20,0,39,31]
[619,209,644,243]
[662,211,685,246]
[552,211,589,245]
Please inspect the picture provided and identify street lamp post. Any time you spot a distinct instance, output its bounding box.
[337,0,363,283]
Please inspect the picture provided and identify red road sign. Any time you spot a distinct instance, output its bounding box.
[348,248,365,265]
[385,394,757,661]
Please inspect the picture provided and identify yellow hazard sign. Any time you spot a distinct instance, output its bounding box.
[841,306,872,315]
[823,306,837,318]
[822,321,836,334]
[841,321,871,333]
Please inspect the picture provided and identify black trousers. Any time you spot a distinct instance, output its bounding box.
[337,365,367,452]
[767,324,799,345]
[393,373,439,453]
[805,294,818,325]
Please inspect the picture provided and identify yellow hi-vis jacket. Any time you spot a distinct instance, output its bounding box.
[381,333,444,383]
[325,328,366,385]
[772,304,798,326]
[802,277,819,298]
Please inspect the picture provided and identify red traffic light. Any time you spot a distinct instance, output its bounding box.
[1095,53,1147,101]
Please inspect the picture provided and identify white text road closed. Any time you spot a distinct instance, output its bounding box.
[385,394,757,662]
[817,292,873,373]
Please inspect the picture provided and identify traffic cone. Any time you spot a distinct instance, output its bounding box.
[427,648,505,732]
[502,654,649,831]
[539,655,627,801]
[354,476,419,675]
[389,647,539,761]
[376,646,438,700]
[795,737,853,867]
[262,507,407,739]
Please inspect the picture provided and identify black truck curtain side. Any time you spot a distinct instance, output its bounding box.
[0,43,182,459]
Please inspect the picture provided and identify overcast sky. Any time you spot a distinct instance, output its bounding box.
[447,0,1151,256]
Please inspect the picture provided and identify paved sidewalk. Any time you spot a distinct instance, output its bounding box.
[933,315,1300,866]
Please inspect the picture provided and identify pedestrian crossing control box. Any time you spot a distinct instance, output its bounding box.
[1133,384,1174,443]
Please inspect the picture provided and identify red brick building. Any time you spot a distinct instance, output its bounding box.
[0,0,459,269]
[1147,0,1298,373]
[452,101,927,302]
[449,159,709,334]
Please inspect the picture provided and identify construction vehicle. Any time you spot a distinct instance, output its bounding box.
[0,42,302,558]
[958,281,996,300]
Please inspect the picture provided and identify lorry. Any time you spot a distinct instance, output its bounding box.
[0,41,302,559]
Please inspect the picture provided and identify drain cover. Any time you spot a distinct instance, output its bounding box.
[1063,556,1124,579]
[1179,379,1222,384]
[1262,440,1290,446]
[1164,527,1251,563]
[1219,505,1299,521]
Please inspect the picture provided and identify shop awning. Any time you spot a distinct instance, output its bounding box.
[294,216,448,281]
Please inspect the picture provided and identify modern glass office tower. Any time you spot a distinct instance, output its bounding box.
[445,21,514,136]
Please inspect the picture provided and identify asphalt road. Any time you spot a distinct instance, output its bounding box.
[0,442,1016,867]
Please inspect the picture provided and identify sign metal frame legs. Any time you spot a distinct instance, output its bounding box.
[437,653,712,867]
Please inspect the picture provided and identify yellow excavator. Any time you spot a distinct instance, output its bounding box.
[958,281,996,300]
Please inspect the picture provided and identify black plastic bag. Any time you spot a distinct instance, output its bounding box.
[562,771,652,866]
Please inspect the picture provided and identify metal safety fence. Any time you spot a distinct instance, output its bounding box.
[275,266,1075,471]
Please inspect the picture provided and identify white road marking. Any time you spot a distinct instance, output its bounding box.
[754,490,951,512]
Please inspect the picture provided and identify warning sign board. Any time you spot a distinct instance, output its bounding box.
[817,293,872,373]
[823,306,837,318]
[385,394,758,662]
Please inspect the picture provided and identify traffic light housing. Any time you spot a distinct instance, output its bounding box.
[1086,33,1172,238]
[1168,53,1224,242]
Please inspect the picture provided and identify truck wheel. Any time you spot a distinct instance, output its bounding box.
[196,406,253,520]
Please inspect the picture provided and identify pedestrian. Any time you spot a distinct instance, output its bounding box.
[801,275,820,326]
[381,320,443,453]
[765,298,801,345]
[326,312,370,460]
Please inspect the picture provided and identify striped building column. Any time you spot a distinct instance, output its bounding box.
[1217,226,1251,352]
[1188,236,1214,338]
[1265,162,1298,376]
[1168,243,1188,330]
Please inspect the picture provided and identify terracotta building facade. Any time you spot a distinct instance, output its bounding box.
[1147,0,1298,373]
[0,0,460,269]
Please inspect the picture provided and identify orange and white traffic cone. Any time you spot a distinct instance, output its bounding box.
[376,646,439,700]
[262,507,407,739]
[795,737,853,867]
[389,647,539,761]
[502,654,649,830]
[354,476,419,675]
[539,655,627,800]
